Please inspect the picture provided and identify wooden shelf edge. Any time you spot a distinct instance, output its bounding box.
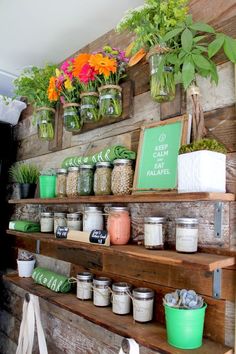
[2,274,233,354]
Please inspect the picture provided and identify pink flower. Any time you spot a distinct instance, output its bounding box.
[79,63,97,84]
[60,58,75,80]
[60,96,65,104]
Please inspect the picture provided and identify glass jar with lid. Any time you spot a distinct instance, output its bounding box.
[40,212,54,233]
[83,206,104,233]
[144,217,166,250]
[76,272,93,300]
[112,282,132,315]
[93,277,111,307]
[132,287,154,323]
[66,167,79,198]
[107,207,131,245]
[66,213,82,231]
[93,162,112,196]
[175,217,199,253]
[111,159,134,195]
[77,164,94,196]
[56,168,67,198]
[54,212,67,234]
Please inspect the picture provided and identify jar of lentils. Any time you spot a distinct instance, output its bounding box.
[77,272,93,300]
[67,213,82,231]
[107,207,131,245]
[112,282,132,315]
[111,159,134,195]
[54,212,67,234]
[56,168,67,198]
[78,164,94,196]
[93,277,111,307]
[40,212,54,233]
[66,167,79,198]
[94,162,112,196]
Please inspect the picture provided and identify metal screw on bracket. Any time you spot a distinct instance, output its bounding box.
[121,338,130,353]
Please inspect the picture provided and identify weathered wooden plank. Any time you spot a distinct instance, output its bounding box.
[226,153,236,194]
[160,85,186,121]
[48,104,64,152]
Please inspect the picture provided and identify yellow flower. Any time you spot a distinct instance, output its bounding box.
[55,68,61,77]
[64,77,73,90]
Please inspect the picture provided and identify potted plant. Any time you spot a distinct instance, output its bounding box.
[17,250,36,277]
[9,163,39,198]
[39,168,56,199]
[14,64,57,141]
[178,139,227,193]
[163,289,206,349]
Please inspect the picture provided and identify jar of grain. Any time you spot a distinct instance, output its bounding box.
[144,217,166,250]
[66,167,79,198]
[94,162,112,196]
[132,288,154,323]
[107,207,130,245]
[111,159,134,195]
[56,168,67,198]
[40,212,54,233]
[66,213,82,231]
[77,272,93,300]
[175,218,199,253]
[112,282,132,315]
[83,206,104,233]
[93,277,111,307]
[77,164,94,196]
[54,212,67,234]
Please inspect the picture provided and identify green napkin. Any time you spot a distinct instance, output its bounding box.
[61,145,136,168]
[9,220,40,232]
[32,267,71,293]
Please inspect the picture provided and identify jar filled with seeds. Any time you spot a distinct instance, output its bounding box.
[132,288,154,323]
[93,277,111,307]
[56,168,67,198]
[66,167,79,198]
[83,206,104,233]
[40,212,54,233]
[111,159,134,195]
[94,162,112,196]
[67,213,82,231]
[112,282,132,315]
[77,272,93,300]
[54,212,67,234]
[77,165,94,196]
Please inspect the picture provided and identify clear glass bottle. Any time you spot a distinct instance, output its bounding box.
[36,107,55,141]
[175,218,199,253]
[77,164,94,196]
[94,162,112,196]
[112,282,132,315]
[107,207,131,245]
[56,168,67,198]
[132,288,154,323]
[40,212,54,233]
[111,159,133,195]
[144,217,166,250]
[66,213,82,231]
[98,85,122,118]
[83,206,104,233]
[66,167,79,198]
[54,212,67,234]
[77,272,93,300]
[63,104,82,133]
[93,277,111,307]
[80,92,99,123]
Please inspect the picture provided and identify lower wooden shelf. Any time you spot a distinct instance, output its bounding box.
[3,274,233,354]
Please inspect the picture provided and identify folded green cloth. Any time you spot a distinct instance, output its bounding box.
[32,267,71,293]
[62,145,136,168]
[9,220,40,232]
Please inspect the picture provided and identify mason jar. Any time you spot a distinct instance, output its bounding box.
[93,277,111,307]
[54,212,67,234]
[144,217,166,250]
[66,167,79,198]
[56,168,67,198]
[112,282,132,315]
[98,85,122,118]
[76,272,93,300]
[175,218,199,253]
[94,162,112,196]
[63,103,82,133]
[36,107,55,141]
[66,213,82,231]
[107,207,130,245]
[77,164,94,196]
[83,206,104,233]
[132,288,154,323]
[40,212,54,233]
[111,159,134,195]
[80,92,99,123]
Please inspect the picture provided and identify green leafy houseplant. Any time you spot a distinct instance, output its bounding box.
[9,163,40,199]
[179,139,227,155]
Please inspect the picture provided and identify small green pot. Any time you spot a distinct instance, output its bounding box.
[39,175,56,198]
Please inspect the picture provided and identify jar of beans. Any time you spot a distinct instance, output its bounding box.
[78,164,94,196]
[56,168,67,198]
[66,167,79,198]
[111,159,134,195]
[94,162,112,196]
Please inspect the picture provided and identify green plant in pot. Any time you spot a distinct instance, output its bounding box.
[9,163,39,199]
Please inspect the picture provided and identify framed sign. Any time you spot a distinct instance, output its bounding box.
[133,115,189,192]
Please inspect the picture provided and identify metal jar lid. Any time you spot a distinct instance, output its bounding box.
[109,207,129,212]
[112,282,132,292]
[77,272,93,281]
[175,217,198,224]
[54,212,66,217]
[57,168,67,174]
[41,212,54,217]
[80,164,94,169]
[68,167,79,172]
[96,162,112,168]
[93,277,111,286]
[132,287,154,299]
[113,159,133,165]
[67,213,82,218]
[84,206,102,212]
[144,217,166,223]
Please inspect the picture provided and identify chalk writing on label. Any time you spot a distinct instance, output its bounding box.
[56,226,69,239]
[89,230,108,245]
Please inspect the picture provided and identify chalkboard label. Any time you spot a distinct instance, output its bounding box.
[89,230,108,245]
[56,226,69,239]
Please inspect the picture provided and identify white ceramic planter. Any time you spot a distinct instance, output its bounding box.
[17,259,35,277]
[178,150,226,193]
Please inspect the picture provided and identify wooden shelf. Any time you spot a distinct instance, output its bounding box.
[3,274,233,354]
[6,230,235,271]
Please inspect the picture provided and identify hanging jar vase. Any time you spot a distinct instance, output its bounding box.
[98,84,122,119]
[80,92,99,123]
[147,45,175,103]
[63,103,82,133]
[36,107,55,141]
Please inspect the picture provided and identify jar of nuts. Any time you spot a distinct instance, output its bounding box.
[66,167,79,198]
[56,168,67,198]
[111,159,134,195]
[94,162,112,196]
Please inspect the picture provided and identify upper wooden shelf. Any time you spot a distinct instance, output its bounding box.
[8,192,235,204]
[6,230,235,271]
[3,274,233,354]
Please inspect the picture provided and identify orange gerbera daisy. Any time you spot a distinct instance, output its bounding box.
[89,54,117,77]
[48,77,59,101]
[72,53,91,77]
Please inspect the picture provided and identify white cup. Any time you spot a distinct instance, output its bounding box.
[17,259,36,277]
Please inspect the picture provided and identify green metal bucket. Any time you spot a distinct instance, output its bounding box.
[164,304,207,349]
[39,175,56,198]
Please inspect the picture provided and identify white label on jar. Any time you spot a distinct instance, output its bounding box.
[133,298,154,322]
[54,218,66,234]
[144,224,163,246]
[83,213,104,233]
[67,220,82,231]
[176,227,198,252]
[40,218,54,233]
[77,282,92,300]
[93,287,110,307]
[112,294,131,315]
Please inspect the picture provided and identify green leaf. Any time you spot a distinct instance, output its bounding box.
[163,27,183,42]
[208,36,225,58]
[192,54,212,70]
[190,22,215,34]
[223,36,236,63]
[181,28,193,52]
[182,57,195,90]
[193,35,206,43]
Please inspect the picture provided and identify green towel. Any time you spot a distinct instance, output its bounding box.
[61,145,136,168]
[32,267,71,293]
[9,220,40,232]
